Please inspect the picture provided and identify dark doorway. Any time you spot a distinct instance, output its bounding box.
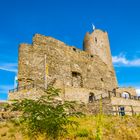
[89,92,95,103]
[119,106,125,116]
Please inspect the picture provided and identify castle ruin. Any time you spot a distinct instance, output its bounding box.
[9,29,140,115]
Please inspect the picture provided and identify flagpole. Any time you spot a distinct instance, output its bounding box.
[45,54,47,89]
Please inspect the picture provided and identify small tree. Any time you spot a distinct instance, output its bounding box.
[11,86,82,139]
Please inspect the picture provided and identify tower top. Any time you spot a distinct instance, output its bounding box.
[83,28,113,69]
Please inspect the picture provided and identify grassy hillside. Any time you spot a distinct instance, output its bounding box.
[0,115,140,140]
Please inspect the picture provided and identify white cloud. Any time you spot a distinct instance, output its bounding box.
[136,89,140,96]
[0,62,17,73]
[112,54,140,67]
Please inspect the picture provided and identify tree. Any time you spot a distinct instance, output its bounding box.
[11,86,82,139]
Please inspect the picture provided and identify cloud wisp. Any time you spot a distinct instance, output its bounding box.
[112,54,140,67]
[0,62,17,73]
[136,89,140,96]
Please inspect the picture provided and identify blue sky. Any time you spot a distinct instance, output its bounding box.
[0,0,140,100]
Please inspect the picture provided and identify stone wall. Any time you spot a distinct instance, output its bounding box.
[9,29,140,115]
[112,105,140,115]
[18,31,118,93]
[64,87,106,103]
[86,97,113,115]
[111,97,140,107]
[116,87,137,96]
[70,97,113,115]
[9,88,45,100]
[111,97,140,115]
[18,44,33,86]
[9,86,140,115]
[9,86,106,103]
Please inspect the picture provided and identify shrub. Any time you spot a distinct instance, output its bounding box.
[10,86,82,140]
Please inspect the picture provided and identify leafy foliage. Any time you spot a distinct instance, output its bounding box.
[11,86,83,139]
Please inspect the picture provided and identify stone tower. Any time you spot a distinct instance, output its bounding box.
[83,29,113,69]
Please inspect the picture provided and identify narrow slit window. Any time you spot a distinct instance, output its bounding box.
[95,37,97,43]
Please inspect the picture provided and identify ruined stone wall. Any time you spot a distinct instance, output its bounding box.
[112,105,140,115]
[116,87,137,96]
[64,87,107,103]
[18,33,118,92]
[111,97,140,115]
[8,30,140,115]
[18,44,33,86]
[111,97,140,107]
[8,88,44,100]
[87,97,113,115]
[70,98,113,115]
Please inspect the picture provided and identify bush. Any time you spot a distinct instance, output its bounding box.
[76,129,89,137]
[10,86,82,140]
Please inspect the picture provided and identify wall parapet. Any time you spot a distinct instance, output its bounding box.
[9,84,140,102]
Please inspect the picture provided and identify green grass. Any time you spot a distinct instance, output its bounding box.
[67,115,140,140]
[0,115,140,140]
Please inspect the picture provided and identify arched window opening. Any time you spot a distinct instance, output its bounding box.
[122,92,130,99]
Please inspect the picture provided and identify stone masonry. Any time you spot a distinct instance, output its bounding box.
[18,29,118,92]
[8,29,140,115]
